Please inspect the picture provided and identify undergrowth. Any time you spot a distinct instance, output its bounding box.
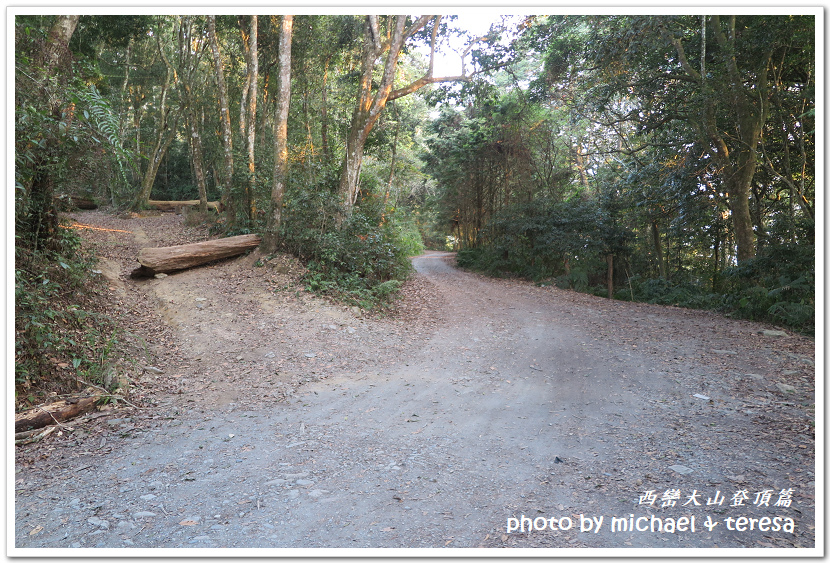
[15,222,125,409]
[277,180,421,310]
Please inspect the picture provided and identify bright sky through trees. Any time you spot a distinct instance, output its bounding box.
[427,13,525,77]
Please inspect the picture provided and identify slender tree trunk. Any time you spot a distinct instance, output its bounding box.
[380,101,400,222]
[320,55,332,161]
[606,254,614,299]
[245,16,258,221]
[651,220,666,279]
[186,110,208,213]
[207,15,236,230]
[135,27,179,208]
[263,15,292,253]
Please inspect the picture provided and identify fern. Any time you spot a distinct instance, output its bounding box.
[76,85,137,202]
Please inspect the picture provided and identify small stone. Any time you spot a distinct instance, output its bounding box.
[307,489,328,498]
[264,351,276,358]
[87,516,109,529]
[140,494,156,501]
[762,330,787,337]
[153,273,167,279]
[265,479,288,487]
[668,465,694,475]
[148,481,163,490]
[776,382,796,394]
[132,511,156,518]
[295,479,314,486]
[143,366,164,374]
[693,393,710,400]
[286,490,299,499]
[304,353,316,358]
[195,297,207,302]
[283,472,309,479]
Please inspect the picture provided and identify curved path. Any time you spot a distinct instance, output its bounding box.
[14,245,816,553]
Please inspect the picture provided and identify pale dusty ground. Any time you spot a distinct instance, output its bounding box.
[13,211,817,554]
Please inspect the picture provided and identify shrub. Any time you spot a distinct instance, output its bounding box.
[277,178,414,309]
[15,222,122,405]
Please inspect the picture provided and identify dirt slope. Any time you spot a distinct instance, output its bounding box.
[13,211,817,553]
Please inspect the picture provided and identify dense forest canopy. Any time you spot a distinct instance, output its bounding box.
[14,13,816,396]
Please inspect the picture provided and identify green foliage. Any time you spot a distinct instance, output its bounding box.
[457,196,624,283]
[15,223,123,403]
[73,84,140,204]
[277,174,415,309]
[719,238,815,332]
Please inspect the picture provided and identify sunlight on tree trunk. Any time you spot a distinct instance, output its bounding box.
[263,15,293,254]
[208,15,236,231]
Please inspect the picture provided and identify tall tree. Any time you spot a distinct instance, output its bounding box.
[575,14,813,264]
[263,15,293,253]
[134,18,180,208]
[338,15,473,219]
[207,15,236,229]
[239,15,259,223]
[18,15,80,247]
[177,16,209,213]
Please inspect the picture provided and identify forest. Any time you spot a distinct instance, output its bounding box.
[15,14,816,401]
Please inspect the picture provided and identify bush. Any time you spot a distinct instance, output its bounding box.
[15,222,122,405]
[720,240,814,333]
[277,179,414,309]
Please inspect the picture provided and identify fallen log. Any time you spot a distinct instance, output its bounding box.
[147,199,220,213]
[131,234,262,277]
[15,395,101,433]
[54,195,98,210]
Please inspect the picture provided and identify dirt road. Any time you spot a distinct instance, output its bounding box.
[13,213,816,554]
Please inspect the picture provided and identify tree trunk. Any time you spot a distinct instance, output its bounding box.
[135,26,179,209]
[667,15,769,264]
[131,234,262,277]
[23,16,80,249]
[381,100,400,219]
[606,254,614,299]
[337,15,471,220]
[651,220,666,279]
[241,16,258,222]
[207,15,236,231]
[263,15,293,254]
[186,111,209,213]
[41,15,80,74]
[320,56,332,161]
